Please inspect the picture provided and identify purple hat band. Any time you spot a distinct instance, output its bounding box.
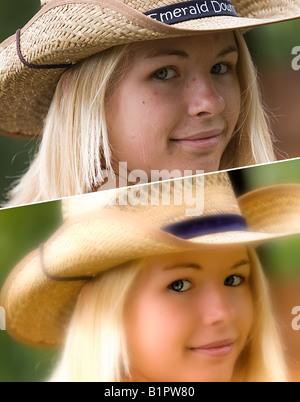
[162,214,249,239]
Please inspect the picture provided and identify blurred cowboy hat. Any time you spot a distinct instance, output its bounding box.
[1,171,300,347]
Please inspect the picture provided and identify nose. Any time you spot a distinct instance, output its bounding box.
[184,75,226,118]
[198,283,233,327]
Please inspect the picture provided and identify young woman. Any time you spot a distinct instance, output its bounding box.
[0,0,299,206]
[1,171,300,382]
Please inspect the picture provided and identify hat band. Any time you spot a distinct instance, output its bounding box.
[162,214,249,239]
[144,0,238,25]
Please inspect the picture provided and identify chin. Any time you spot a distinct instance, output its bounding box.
[182,155,223,174]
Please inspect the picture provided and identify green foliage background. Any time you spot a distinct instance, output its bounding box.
[0,199,62,382]
[0,1,299,382]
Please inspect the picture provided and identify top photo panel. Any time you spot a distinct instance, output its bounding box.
[0,0,300,207]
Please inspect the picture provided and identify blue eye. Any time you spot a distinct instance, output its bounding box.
[224,275,245,287]
[153,67,177,80]
[211,63,229,75]
[168,279,192,292]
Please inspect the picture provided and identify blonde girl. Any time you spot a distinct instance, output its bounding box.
[0,0,299,206]
[2,172,300,381]
[50,248,286,382]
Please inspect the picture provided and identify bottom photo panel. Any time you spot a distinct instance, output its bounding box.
[0,158,300,383]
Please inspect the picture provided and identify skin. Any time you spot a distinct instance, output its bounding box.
[106,32,241,180]
[125,247,253,382]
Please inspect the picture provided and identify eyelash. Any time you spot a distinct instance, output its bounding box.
[211,63,232,75]
[151,66,178,81]
[168,275,246,293]
[151,62,233,82]
[168,279,192,293]
[224,275,246,287]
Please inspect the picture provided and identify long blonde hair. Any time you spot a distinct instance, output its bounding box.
[49,260,142,382]
[232,248,286,382]
[50,247,287,382]
[5,31,275,207]
[220,31,275,170]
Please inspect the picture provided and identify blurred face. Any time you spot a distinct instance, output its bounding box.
[125,247,253,382]
[106,32,240,178]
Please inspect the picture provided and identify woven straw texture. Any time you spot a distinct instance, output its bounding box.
[1,171,300,347]
[62,172,239,224]
[0,0,299,137]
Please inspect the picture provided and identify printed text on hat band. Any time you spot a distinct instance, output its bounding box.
[144,0,238,25]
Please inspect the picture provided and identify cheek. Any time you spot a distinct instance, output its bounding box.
[119,75,178,128]
[221,79,241,127]
[234,287,253,336]
[136,90,178,139]
[125,293,191,373]
[109,84,171,142]
[126,295,185,350]
[230,82,241,121]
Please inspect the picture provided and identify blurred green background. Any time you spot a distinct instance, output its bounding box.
[0,199,62,382]
[0,1,300,382]
[230,160,300,278]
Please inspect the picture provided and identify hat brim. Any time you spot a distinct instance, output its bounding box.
[1,184,300,347]
[0,0,299,138]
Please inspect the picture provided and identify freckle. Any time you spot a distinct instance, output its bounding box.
[214,34,220,44]
[192,78,196,82]
[142,101,145,105]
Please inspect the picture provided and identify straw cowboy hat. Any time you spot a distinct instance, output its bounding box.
[1,171,300,348]
[0,0,300,138]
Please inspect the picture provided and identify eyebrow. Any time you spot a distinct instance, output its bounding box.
[163,263,202,271]
[217,45,239,58]
[143,45,238,60]
[144,48,189,60]
[231,260,251,270]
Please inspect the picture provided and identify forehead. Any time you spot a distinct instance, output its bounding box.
[144,246,250,270]
[129,31,237,58]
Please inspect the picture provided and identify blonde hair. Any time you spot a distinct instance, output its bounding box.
[50,248,287,382]
[50,260,142,382]
[5,31,275,207]
[232,248,286,382]
[220,31,275,170]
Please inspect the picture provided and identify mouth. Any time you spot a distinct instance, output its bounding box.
[189,339,236,357]
[170,129,225,150]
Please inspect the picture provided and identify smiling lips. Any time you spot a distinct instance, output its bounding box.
[190,339,235,357]
[171,129,225,149]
